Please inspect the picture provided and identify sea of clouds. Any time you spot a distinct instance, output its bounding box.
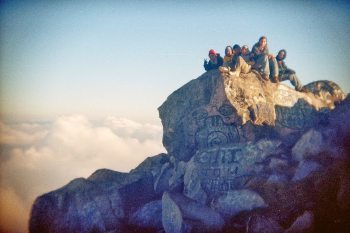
[0,115,165,233]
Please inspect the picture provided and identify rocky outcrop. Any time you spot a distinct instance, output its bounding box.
[30,70,350,233]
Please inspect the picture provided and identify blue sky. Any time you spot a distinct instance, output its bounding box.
[1,0,349,123]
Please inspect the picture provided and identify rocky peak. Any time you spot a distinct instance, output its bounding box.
[30,70,349,233]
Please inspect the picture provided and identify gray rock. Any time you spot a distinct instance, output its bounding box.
[292,129,324,161]
[158,71,345,161]
[184,139,281,201]
[129,200,162,230]
[267,173,288,183]
[292,161,322,181]
[30,177,124,233]
[247,215,284,233]
[285,211,314,233]
[130,153,169,178]
[154,162,173,193]
[212,189,267,218]
[162,192,185,233]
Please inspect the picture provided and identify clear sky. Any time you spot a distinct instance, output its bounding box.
[1,0,349,123]
[0,1,350,232]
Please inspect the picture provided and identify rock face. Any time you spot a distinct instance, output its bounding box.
[30,70,350,233]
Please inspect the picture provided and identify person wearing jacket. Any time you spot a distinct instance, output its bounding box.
[251,36,278,81]
[241,45,254,65]
[204,49,224,71]
[220,44,251,76]
[276,49,304,91]
[223,46,233,64]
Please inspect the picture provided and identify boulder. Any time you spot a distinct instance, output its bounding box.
[285,211,314,233]
[247,215,284,233]
[183,139,282,202]
[212,189,267,218]
[158,71,345,161]
[161,192,185,233]
[129,200,162,230]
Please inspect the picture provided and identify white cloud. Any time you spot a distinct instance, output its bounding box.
[0,115,165,233]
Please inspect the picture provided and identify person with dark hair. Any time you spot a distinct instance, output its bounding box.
[241,45,254,65]
[251,36,278,81]
[220,44,251,76]
[223,46,233,64]
[276,49,304,91]
[232,44,241,56]
[204,49,224,71]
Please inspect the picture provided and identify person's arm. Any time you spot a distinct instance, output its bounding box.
[217,55,224,67]
[204,59,209,71]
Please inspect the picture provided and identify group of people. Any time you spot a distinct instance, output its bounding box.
[203,36,304,92]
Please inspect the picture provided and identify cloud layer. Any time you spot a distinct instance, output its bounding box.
[0,115,165,233]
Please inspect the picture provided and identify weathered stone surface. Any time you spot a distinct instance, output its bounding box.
[163,192,225,232]
[30,69,350,233]
[292,161,322,181]
[30,176,124,233]
[158,71,345,161]
[247,215,284,233]
[285,211,314,233]
[162,192,185,233]
[129,200,162,230]
[212,189,267,218]
[292,129,324,161]
[184,139,282,201]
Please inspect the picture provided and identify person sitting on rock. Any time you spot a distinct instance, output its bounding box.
[251,36,279,81]
[241,45,255,65]
[223,46,234,64]
[276,49,304,91]
[220,44,251,76]
[204,49,224,71]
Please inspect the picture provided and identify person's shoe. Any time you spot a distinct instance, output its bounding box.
[262,74,269,81]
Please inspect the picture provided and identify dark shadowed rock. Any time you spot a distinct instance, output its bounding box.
[30,177,124,233]
[285,211,314,233]
[162,192,185,233]
[129,200,162,230]
[247,215,284,233]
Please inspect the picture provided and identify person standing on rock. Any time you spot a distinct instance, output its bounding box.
[275,49,304,91]
[204,49,224,71]
[251,36,279,81]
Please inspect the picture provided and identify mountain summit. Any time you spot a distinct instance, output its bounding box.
[30,70,349,233]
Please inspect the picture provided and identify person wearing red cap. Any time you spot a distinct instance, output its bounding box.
[204,49,223,71]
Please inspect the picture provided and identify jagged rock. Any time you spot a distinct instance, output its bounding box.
[154,162,173,193]
[30,176,124,233]
[129,200,162,230]
[130,153,169,178]
[285,211,314,233]
[247,215,284,233]
[30,168,157,233]
[292,129,324,161]
[158,70,345,161]
[292,161,322,181]
[212,189,267,218]
[30,69,350,233]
